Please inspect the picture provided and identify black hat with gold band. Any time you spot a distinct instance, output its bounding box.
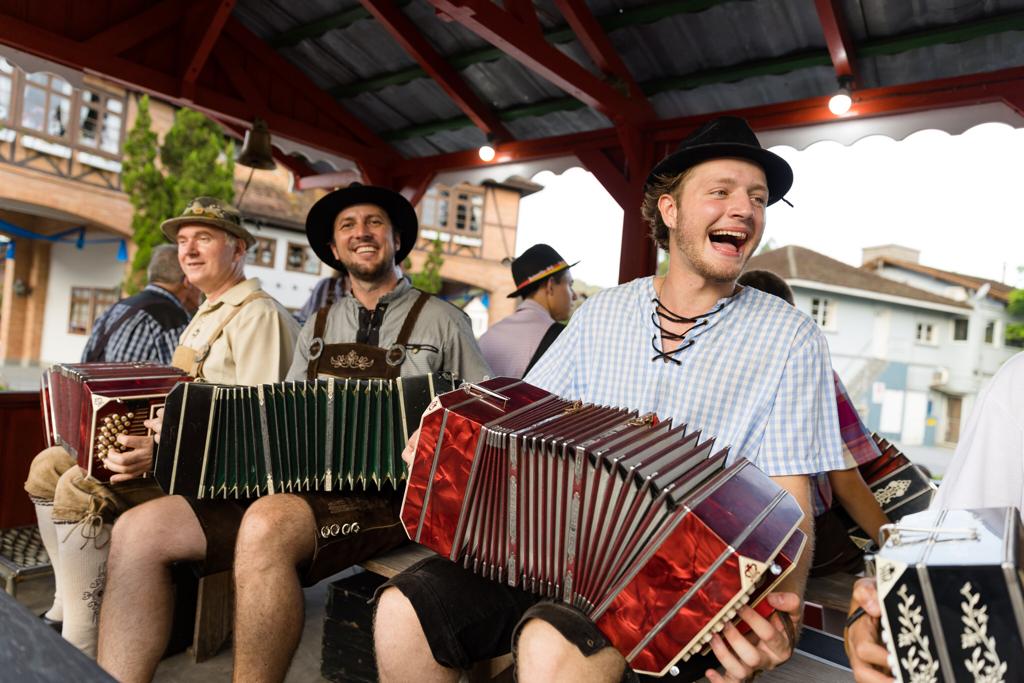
[507,243,578,298]
[160,197,256,248]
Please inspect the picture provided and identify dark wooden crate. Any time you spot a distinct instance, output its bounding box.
[322,571,388,683]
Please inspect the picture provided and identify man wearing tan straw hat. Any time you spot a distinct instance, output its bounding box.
[374,117,845,683]
[23,198,298,661]
[96,185,489,683]
[82,197,297,668]
[478,243,578,378]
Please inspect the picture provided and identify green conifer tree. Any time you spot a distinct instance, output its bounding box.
[121,95,172,294]
[408,237,445,293]
[122,100,235,293]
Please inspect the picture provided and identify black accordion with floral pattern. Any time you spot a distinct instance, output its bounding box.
[874,507,1024,683]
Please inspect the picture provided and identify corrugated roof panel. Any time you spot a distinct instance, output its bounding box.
[505,108,612,139]
[650,68,834,119]
[611,0,824,83]
[461,58,573,109]
[851,0,1024,39]
[858,32,1024,89]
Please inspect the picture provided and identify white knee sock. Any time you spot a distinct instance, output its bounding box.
[57,521,112,657]
[34,502,63,622]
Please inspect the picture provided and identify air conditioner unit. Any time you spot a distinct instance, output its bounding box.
[932,367,950,386]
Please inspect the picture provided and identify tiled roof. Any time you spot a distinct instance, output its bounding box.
[746,245,969,310]
[861,256,1014,304]
[235,177,324,231]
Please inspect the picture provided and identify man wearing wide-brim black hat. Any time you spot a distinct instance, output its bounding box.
[477,243,579,378]
[375,117,846,683]
[218,183,489,682]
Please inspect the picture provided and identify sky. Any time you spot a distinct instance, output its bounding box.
[516,122,1024,290]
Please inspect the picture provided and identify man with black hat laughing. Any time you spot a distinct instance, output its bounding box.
[478,243,578,378]
[374,117,844,683]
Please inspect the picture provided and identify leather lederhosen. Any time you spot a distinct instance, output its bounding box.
[306,289,430,381]
[299,289,431,584]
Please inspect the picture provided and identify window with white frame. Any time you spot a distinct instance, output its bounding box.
[952,317,969,341]
[809,297,836,330]
[0,58,13,125]
[21,72,72,139]
[984,320,997,345]
[916,322,937,345]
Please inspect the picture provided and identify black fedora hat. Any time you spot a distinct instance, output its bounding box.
[645,116,793,205]
[507,244,579,298]
[305,183,418,272]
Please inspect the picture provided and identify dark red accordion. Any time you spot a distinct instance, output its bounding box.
[401,378,806,676]
[41,362,190,482]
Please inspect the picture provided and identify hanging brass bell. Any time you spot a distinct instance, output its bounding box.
[236,119,277,170]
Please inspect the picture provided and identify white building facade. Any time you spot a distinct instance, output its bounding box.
[747,245,1019,447]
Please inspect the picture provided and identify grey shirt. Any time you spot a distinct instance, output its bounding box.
[286,278,492,383]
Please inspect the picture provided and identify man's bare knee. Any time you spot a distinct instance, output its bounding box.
[110,496,204,565]
[516,618,624,683]
[235,495,313,571]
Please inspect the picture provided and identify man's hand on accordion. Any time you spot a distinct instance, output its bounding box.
[401,428,420,469]
[706,591,801,683]
[105,434,155,483]
[845,578,894,683]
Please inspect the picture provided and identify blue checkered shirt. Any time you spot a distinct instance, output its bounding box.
[80,284,189,365]
[526,278,845,477]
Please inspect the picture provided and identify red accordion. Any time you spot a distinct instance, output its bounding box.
[402,378,806,676]
[41,362,190,482]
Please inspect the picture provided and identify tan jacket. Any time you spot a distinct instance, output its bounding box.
[178,278,299,385]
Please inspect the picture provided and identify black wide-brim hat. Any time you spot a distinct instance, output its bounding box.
[507,243,579,298]
[305,183,419,272]
[645,116,793,205]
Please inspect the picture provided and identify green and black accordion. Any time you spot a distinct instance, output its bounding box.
[153,373,458,499]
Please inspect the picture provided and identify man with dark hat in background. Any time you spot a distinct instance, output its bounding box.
[97,184,490,683]
[477,243,578,378]
[375,116,845,683]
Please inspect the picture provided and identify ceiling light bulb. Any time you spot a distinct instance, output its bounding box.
[478,144,496,162]
[828,89,852,116]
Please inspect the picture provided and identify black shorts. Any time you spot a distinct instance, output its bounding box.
[185,490,406,585]
[375,556,638,681]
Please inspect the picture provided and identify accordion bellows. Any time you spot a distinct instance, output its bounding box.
[154,373,456,498]
[41,362,190,482]
[402,378,807,676]
[875,507,1024,683]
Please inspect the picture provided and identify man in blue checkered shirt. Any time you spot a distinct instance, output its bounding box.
[80,244,199,363]
[376,117,845,683]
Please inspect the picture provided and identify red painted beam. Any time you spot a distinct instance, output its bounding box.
[814,0,857,82]
[428,0,650,125]
[183,0,237,85]
[553,0,652,117]
[83,0,185,55]
[359,0,512,140]
[503,0,543,35]
[0,10,386,162]
[221,18,397,158]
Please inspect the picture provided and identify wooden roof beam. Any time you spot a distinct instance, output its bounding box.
[428,0,651,125]
[358,0,512,141]
[83,0,186,55]
[0,10,385,163]
[814,0,857,84]
[183,0,237,87]
[553,0,652,117]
